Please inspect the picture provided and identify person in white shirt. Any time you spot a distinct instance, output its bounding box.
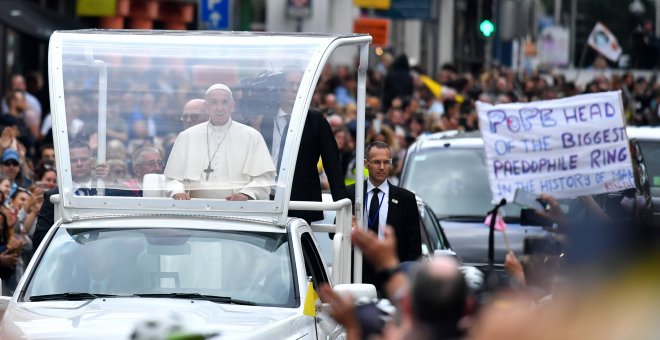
[165,84,275,201]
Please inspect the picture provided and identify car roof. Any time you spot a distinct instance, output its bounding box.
[409,131,483,154]
[626,126,660,141]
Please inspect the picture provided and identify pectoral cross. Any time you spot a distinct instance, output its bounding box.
[204,162,214,180]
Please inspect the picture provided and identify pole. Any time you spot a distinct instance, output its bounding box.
[354,44,369,284]
[570,0,577,67]
[487,198,507,288]
[554,0,561,24]
[656,0,660,37]
[485,38,493,71]
[575,41,589,84]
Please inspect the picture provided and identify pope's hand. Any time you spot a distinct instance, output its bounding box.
[172,193,190,200]
[226,193,250,201]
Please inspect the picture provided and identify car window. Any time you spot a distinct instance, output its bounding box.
[421,205,448,251]
[403,148,522,220]
[301,232,328,289]
[24,228,295,307]
[638,141,660,195]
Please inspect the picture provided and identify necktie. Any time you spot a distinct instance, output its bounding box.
[368,188,381,233]
[76,187,89,196]
[276,115,292,172]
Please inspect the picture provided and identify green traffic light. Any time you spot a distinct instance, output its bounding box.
[480,19,495,37]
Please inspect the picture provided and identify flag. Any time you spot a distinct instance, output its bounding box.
[484,212,507,231]
[419,75,464,103]
[587,22,622,62]
[303,281,318,317]
[419,75,441,98]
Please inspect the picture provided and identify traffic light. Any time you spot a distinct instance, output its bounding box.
[480,19,495,38]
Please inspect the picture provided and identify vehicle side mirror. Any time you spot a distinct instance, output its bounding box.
[332,284,376,302]
[434,249,457,257]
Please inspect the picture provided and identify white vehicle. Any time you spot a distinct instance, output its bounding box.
[0,30,373,339]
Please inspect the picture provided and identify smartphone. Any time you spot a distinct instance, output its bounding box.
[35,181,49,190]
[523,236,562,256]
[513,189,545,211]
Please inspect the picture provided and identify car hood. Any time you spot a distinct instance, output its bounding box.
[1,298,311,339]
[439,220,547,265]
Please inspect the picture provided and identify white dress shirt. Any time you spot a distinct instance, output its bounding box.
[364,180,389,239]
[271,108,290,166]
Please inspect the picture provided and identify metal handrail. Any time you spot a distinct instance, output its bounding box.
[289,198,353,284]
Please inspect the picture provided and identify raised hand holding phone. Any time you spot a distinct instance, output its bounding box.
[513,189,546,211]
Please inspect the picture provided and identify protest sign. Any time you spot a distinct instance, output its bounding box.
[477,91,634,203]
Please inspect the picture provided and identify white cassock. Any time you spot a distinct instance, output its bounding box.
[165,118,276,200]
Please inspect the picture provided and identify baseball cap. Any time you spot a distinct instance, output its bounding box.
[2,149,19,163]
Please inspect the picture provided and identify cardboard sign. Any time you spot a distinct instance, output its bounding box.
[477,91,634,203]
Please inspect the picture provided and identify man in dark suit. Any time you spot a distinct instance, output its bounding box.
[264,68,348,224]
[347,141,421,291]
[33,140,127,249]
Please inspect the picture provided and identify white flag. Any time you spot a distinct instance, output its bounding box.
[587,22,622,62]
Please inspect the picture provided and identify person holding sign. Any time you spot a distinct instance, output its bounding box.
[165,84,275,201]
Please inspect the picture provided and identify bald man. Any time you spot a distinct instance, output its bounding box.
[180,99,209,130]
[165,84,275,201]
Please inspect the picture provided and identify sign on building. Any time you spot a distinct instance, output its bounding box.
[354,0,391,10]
[287,0,312,19]
[538,26,570,66]
[77,0,117,16]
[353,18,389,47]
[374,0,433,20]
[199,0,230,30]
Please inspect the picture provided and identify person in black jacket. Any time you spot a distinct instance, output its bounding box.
[262,68,348,224]
[347,141,421,291]
[382,54,413,113]
[32,141,130,249]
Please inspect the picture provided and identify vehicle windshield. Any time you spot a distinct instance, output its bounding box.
[24,227,294,307]
[638,141,660,196]
[403,148,522,220]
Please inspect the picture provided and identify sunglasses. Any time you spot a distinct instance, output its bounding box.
[2,160,19,167]
[180,113,207,122]
[137,160,164,168]
[366,159,393,166]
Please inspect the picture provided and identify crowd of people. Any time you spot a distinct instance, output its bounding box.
[1,50,659,335]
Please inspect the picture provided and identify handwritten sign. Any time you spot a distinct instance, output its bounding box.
[477,91,634,203]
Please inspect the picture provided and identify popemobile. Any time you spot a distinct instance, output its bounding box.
[0,30,374,339]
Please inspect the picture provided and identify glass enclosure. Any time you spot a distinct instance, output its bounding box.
[49,30,369,215]
[24,227,295,307]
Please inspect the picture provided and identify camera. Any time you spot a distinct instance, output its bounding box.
[237,71,284,118]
